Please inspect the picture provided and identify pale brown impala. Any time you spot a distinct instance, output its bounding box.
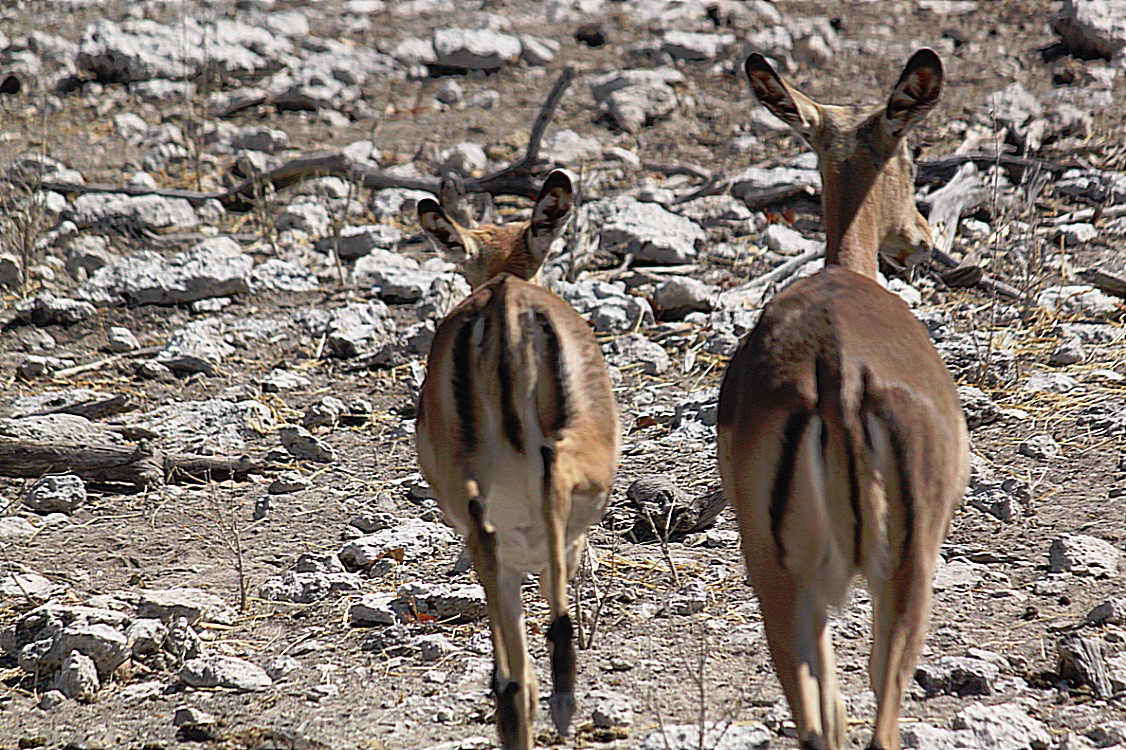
[716,51,969,750]
[415,170,620,750]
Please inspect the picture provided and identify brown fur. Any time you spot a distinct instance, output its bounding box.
[718,51,969,750]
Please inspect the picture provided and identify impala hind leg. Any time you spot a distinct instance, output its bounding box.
[755,572,846,750]
[867,558,935,750]
[539,445,577,736]
[467,493,537,750]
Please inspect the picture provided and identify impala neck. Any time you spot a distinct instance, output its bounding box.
[821,168,881,279]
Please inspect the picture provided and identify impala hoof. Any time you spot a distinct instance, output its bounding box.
[549,691,575,736]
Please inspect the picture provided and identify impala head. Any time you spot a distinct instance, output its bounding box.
[745,49,943,276]
[418,170,574,290]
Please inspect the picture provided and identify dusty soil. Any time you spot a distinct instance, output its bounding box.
[1,1,1125,749]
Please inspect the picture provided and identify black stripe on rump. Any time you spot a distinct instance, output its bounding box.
[494,284,525,454]
[452,319,479,453]
[844,435,861,567]
[534,311,570,436]
[771,410,812,564]
[884,414,916,558]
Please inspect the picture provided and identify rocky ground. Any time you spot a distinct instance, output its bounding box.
[1,1,1125,749]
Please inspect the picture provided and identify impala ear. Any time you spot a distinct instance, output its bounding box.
[744,53,821,138]
[884,48,944,139]
[418,198,473,262]
[531,169,574,242]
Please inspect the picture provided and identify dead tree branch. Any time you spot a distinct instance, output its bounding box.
[7,66,577,212]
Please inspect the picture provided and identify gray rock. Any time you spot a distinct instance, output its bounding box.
[23,475,86,514]
[78,18,289,83]
[1056,168,1126,204]
[543,129,602,165]
[590,196,704,264]
[179,655,272,692]
[958,385,1001,427]
[520,35,559,66]
[266,655,300,680]
[1051,0,1126,60]
[439,142,488,177]
[1078,401,1126,436]
[1058,634,1113,698]
[967,476,1028,523]
[352,249,437,302]
[0,566,55,600]
[277,199,331,238]
[731,156,822,201]
[55,650,99,701]
[1026,371,1079,394]
[67,192,198,234]
[262,369,311,393]
[1037,285,1121,318]
[432,28,521,70]
[415,274,472,322]
[606,334,671,376]
[79,237,252,306]
[115,398,273,455]
[268,470,311,494]
[0,516,39,541]
[1056,222,1098,246]
[596,76,678,132]
[251,259,319,293]
[38,690,66,711]
[106,326,140,352]
[126,618,167,656]
[435,79,463,104]
[1050,333,1086,365]
[915,656,999,697]
[63,234,116,282]
[279,425,337,463]
[323,224,402,259]
[762,223,819,256]
[309,300,392,358]
[350,593,400,626]
[952,702,1051,750]
[257,571,362,603]
[41,623,130,677]
[933,558,984,591]
[225,126,288,154]
[1049,533,1121,577]
[398,582,486,621]
[638,722,771,750]
[338,518,455,567]
[15,293,97,326]
[138,588,237,626]
[154,318,233,375]
[588,688,634,728]
[0,253,22,287]
[654,277,715,318]
[662,30,734,60]
[173,705,218,730]
[1086,597,1126,625]
[990,82,1046,151]
[165,616,203,662]
[302,396,348,429]
[1018,434,1060,460]
[17,355,76,379]
[558,279,653,333]
[663,581,707,615]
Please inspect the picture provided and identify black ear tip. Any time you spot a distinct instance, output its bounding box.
[907,48,943,74]
[417,197,441,218]
[744,53,770,74]
[541,169,573,194]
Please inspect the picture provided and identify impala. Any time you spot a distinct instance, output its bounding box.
[415,170,620,750]
[717,50,969,750]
